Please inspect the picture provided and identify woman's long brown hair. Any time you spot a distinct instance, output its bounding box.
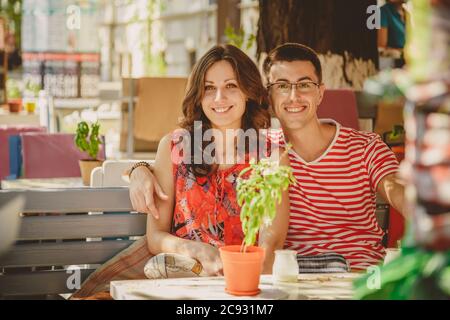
[179,44,270,177]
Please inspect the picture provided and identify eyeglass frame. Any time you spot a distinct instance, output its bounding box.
[266,80,321,95]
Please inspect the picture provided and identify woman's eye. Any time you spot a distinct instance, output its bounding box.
[226,83,238,89]
[205,85,215,91]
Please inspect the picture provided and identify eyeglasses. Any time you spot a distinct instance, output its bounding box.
[267,81,320,95]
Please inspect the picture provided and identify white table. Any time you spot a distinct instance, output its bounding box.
[0,111,40,126]
[1,177,84,190]
[111,273,361,300]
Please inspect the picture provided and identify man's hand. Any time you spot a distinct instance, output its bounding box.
[129,166,168,219]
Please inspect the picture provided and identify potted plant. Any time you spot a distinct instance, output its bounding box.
[6,79,22,113]
[23,80,41,113]
[219,147,296,296]
[75,121,104,186]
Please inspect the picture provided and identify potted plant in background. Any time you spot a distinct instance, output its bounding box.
[23,80,41,113]
[75,121,104,186]
[219,148,296,296]
[6,79,22,113]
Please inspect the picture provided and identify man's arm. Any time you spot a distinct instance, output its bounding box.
[128,163,168,219]
[377,173,407,219]
[258,148,291,274]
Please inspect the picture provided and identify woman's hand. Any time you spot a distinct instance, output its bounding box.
[129,166,168,219]
[189,242,223,276]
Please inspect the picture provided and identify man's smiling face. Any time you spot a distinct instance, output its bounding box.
[268,60,325,132]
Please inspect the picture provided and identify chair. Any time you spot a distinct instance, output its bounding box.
[89,160,154,242]
[90,159,154,187]
[19,133,106,179]
[90,160,144,187]
[0,126,46,181]
[317,89,360,130]
[0,188,145,299]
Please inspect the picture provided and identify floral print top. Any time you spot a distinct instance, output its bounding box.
[169,131,251,247]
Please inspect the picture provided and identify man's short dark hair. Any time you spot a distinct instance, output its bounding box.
[263,43,322,83]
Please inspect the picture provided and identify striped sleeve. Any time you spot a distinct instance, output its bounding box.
[364,136,399,192]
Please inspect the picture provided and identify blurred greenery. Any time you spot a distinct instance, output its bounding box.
[389,124,405,141]
[24,79,41,97]
[354,249,450,300]
[224,24,255,52]
[358,0,450,300]
[144,0,166,76]
[0,0,22,50]
[6,78,21,99]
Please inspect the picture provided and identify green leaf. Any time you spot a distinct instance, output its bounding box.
[237,157,296,249]
[74,121,103,160]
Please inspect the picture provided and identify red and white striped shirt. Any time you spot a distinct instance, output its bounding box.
[270,120,399,271]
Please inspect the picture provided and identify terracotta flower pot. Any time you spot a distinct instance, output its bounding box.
[219,245,265,296]
[79,159,103,186]
[8,101,21,113]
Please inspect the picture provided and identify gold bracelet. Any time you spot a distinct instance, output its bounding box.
[128,161,153,179]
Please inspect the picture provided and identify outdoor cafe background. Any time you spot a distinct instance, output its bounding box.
[0,0,407,249]
[1,0,448,300]
[1,0,404,149]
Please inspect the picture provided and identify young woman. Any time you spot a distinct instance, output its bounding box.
[72,45,290,298]
[139,44,291,276]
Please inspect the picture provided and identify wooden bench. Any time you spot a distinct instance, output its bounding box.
[0,188,146,299]
[0,187,392,299]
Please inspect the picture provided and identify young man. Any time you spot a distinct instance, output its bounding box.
[129,43,406,271]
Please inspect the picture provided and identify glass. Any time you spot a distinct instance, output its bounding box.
[24,101,36,113]
[267,81,319,95]
[272,249,299,282]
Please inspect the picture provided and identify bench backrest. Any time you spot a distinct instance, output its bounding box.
[0,188,146,298]
[90,159,154,187]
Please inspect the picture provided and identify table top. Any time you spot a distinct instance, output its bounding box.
[1,177,84,190]
[0,111,40,125]
[110,273,361,300]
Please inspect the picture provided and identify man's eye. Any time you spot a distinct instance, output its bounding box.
[277,83,289,90]
[298,83,311,89]
[205,86,216,91]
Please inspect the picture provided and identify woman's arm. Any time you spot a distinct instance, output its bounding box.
[258,147,291,274]
[145,134,223,275]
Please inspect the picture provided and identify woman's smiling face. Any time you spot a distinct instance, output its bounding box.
[201,60,247,131]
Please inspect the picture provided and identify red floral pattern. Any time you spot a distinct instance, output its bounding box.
[170,132,249,247]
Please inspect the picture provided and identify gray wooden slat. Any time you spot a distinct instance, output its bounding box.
[18,213,146,240]
[0,269,95,296]
[0,187,134,213]
[0,240,135,267]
